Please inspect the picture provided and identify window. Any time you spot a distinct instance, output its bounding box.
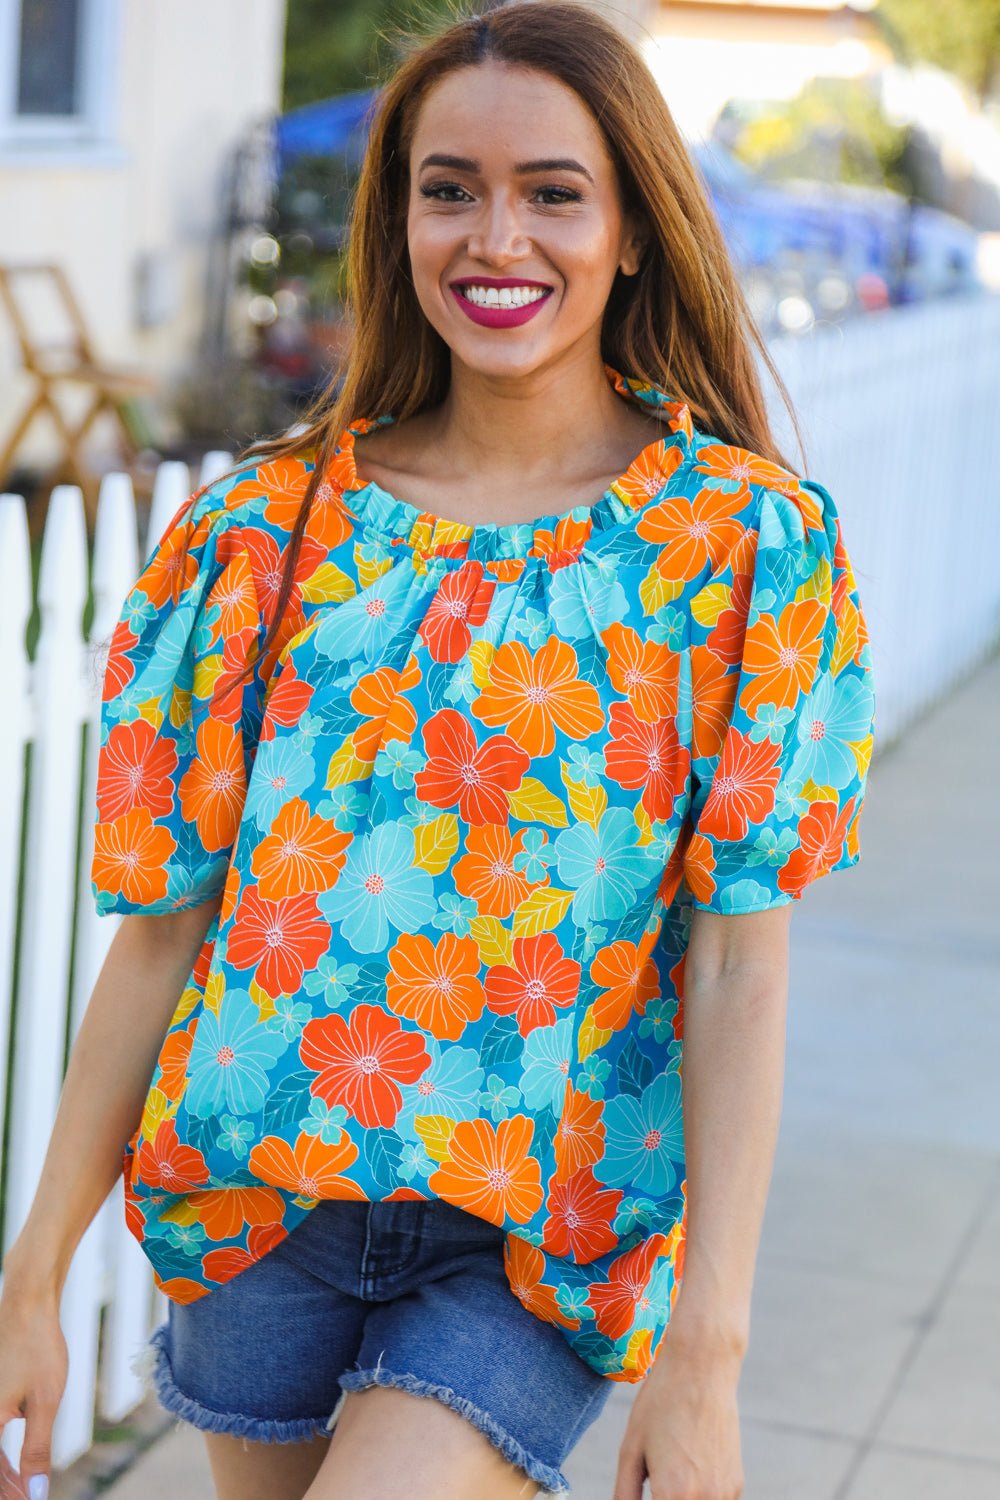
[0,0,121,152]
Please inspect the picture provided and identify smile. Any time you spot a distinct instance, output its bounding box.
[450,282,554,328]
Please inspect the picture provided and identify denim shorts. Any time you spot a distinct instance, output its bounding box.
[137,1197,612,1496]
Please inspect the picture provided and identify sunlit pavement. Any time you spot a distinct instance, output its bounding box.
[102,650,1000,1500]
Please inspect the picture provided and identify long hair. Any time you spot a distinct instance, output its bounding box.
[208,0,805,696]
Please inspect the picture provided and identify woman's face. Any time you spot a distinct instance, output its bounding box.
[405,60,645,381]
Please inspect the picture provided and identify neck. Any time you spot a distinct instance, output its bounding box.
[422,344,637,481]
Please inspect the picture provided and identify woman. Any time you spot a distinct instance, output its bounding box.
[0,5,876,1499]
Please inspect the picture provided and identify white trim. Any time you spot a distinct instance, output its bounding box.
[0,0,121,152]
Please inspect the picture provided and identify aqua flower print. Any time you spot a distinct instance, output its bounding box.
[790,672,876,789]
[246,737,315,829]
[600,1072,684,1196]
[520,1016,572,1111]
[303,955,360,1010]
[481,1074,521,1120]
[548,561,627,639]
[313,574,401,661]
[375,737,425,790]
[186,987,289,1119]
[396,1039,484,1135]
[318,820,436,953]
[554,806,660,927]
[217,1115,255,1160]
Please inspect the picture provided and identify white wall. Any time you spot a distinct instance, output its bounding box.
[0,0,287,470]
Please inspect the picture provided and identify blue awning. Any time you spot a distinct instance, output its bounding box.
[275,89,378,167]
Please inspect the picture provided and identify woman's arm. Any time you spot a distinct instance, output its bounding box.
[613,903,792,1500]
[2,898,220,1298]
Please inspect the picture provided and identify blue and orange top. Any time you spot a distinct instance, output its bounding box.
[90,365,875,1382]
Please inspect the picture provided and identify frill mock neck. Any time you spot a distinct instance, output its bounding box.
[323,365,694,565]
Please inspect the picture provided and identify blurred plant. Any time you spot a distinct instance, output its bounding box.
[283,0,458,106]
[876,0,1000,104]
[166,355,302,452]
[728,78,912,192]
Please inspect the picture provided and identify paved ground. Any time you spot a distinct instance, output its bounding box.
[102,651,1000,1500]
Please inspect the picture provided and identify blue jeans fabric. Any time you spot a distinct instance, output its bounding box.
[139,1198,612,1495]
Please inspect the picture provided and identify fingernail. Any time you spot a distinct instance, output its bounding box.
[28,1476,49,1500]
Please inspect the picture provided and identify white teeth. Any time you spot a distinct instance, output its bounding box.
[459,284,549,308]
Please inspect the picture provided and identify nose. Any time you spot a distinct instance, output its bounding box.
[464,189,532,267]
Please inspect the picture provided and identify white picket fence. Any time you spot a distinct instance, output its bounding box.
[0,453,234,1476]
[0,291,998,1480]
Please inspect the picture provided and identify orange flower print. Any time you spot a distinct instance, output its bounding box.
[386,931,487,1041]
[96,718,178,821]
[604,702,689,822]
[190,1183,287,1242]
[248,1128,367,1200]
[135,1118,210,1194]
[471,636,604,758]
[706,572,753,666]
[544,1166,622,1263]
[681,831,718,905]
[485,933,580,1036]
[157,1025,195,1101]
[203,1221,288,1283]
[351,660,420,760]
[206,546,259,639]
[428,1115,543,1225]
[226,887,330,998]
[178,718,247,853]
[138,516,201,610]
[419,562,496,662]
[590,936,660,1033]
[504,1234,580,1330]
[299,1003,430,1129]
[101,619,137,700]
[694,443,800,496]
[777,796,857,897]
[738,597,826,719]
[611,440,684,508]
[690,645,739,761]
[698,729,782,843]
[554,1084,606,1182]
[92,806,175,905]
[636,484,748,581]
[585,1233,668,1340]
[249,797,351,900]
[414,708,530,826]
[453,824,535,919]
[603,622,679,722]
[261,659,315,738]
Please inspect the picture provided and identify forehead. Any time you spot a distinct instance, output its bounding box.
[409,62,612,170]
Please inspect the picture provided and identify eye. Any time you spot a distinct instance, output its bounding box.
[418,181,474,203]
[534,186,582,206]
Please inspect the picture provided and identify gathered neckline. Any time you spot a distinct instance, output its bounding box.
[322,364,695,565]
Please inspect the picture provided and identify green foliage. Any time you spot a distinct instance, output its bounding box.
[876,0,1000,100]
[282,0,464,107]
[729,77,911,192]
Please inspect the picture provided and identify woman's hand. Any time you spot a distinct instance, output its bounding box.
[612,1326,745,1500]
[0,1272,69,1499]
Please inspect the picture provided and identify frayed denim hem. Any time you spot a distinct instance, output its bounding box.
[337,1363,571,1497]
[135,1323,336,1446]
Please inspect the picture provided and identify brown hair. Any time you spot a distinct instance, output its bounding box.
[210,0,805,698]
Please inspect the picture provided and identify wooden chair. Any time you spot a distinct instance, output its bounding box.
[0,263,160,511]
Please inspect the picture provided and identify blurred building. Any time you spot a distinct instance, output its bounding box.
[644,0,892,139]
[0,0,287,478]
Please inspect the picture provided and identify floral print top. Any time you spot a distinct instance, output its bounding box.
[91,365,875,1382]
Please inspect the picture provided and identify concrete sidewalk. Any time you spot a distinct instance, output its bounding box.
[102,652,1000,1500]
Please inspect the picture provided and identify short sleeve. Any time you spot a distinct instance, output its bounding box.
[90,488,266,915]
[682,477,876,915]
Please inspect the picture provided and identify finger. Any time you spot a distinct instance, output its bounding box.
[18,1394,55,1499]
[611,1445,646,1500]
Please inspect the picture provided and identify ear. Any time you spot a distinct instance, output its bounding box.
[618,213,649,277]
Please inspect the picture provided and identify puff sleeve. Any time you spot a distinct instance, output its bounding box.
[682,477,876,914]
[90,488,266,915]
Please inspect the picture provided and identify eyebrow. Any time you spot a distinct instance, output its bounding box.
[417,153,595,186]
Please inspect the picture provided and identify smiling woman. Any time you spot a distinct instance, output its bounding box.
[0,6,875,1500]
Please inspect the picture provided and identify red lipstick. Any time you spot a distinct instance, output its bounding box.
[450,277,554,329]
